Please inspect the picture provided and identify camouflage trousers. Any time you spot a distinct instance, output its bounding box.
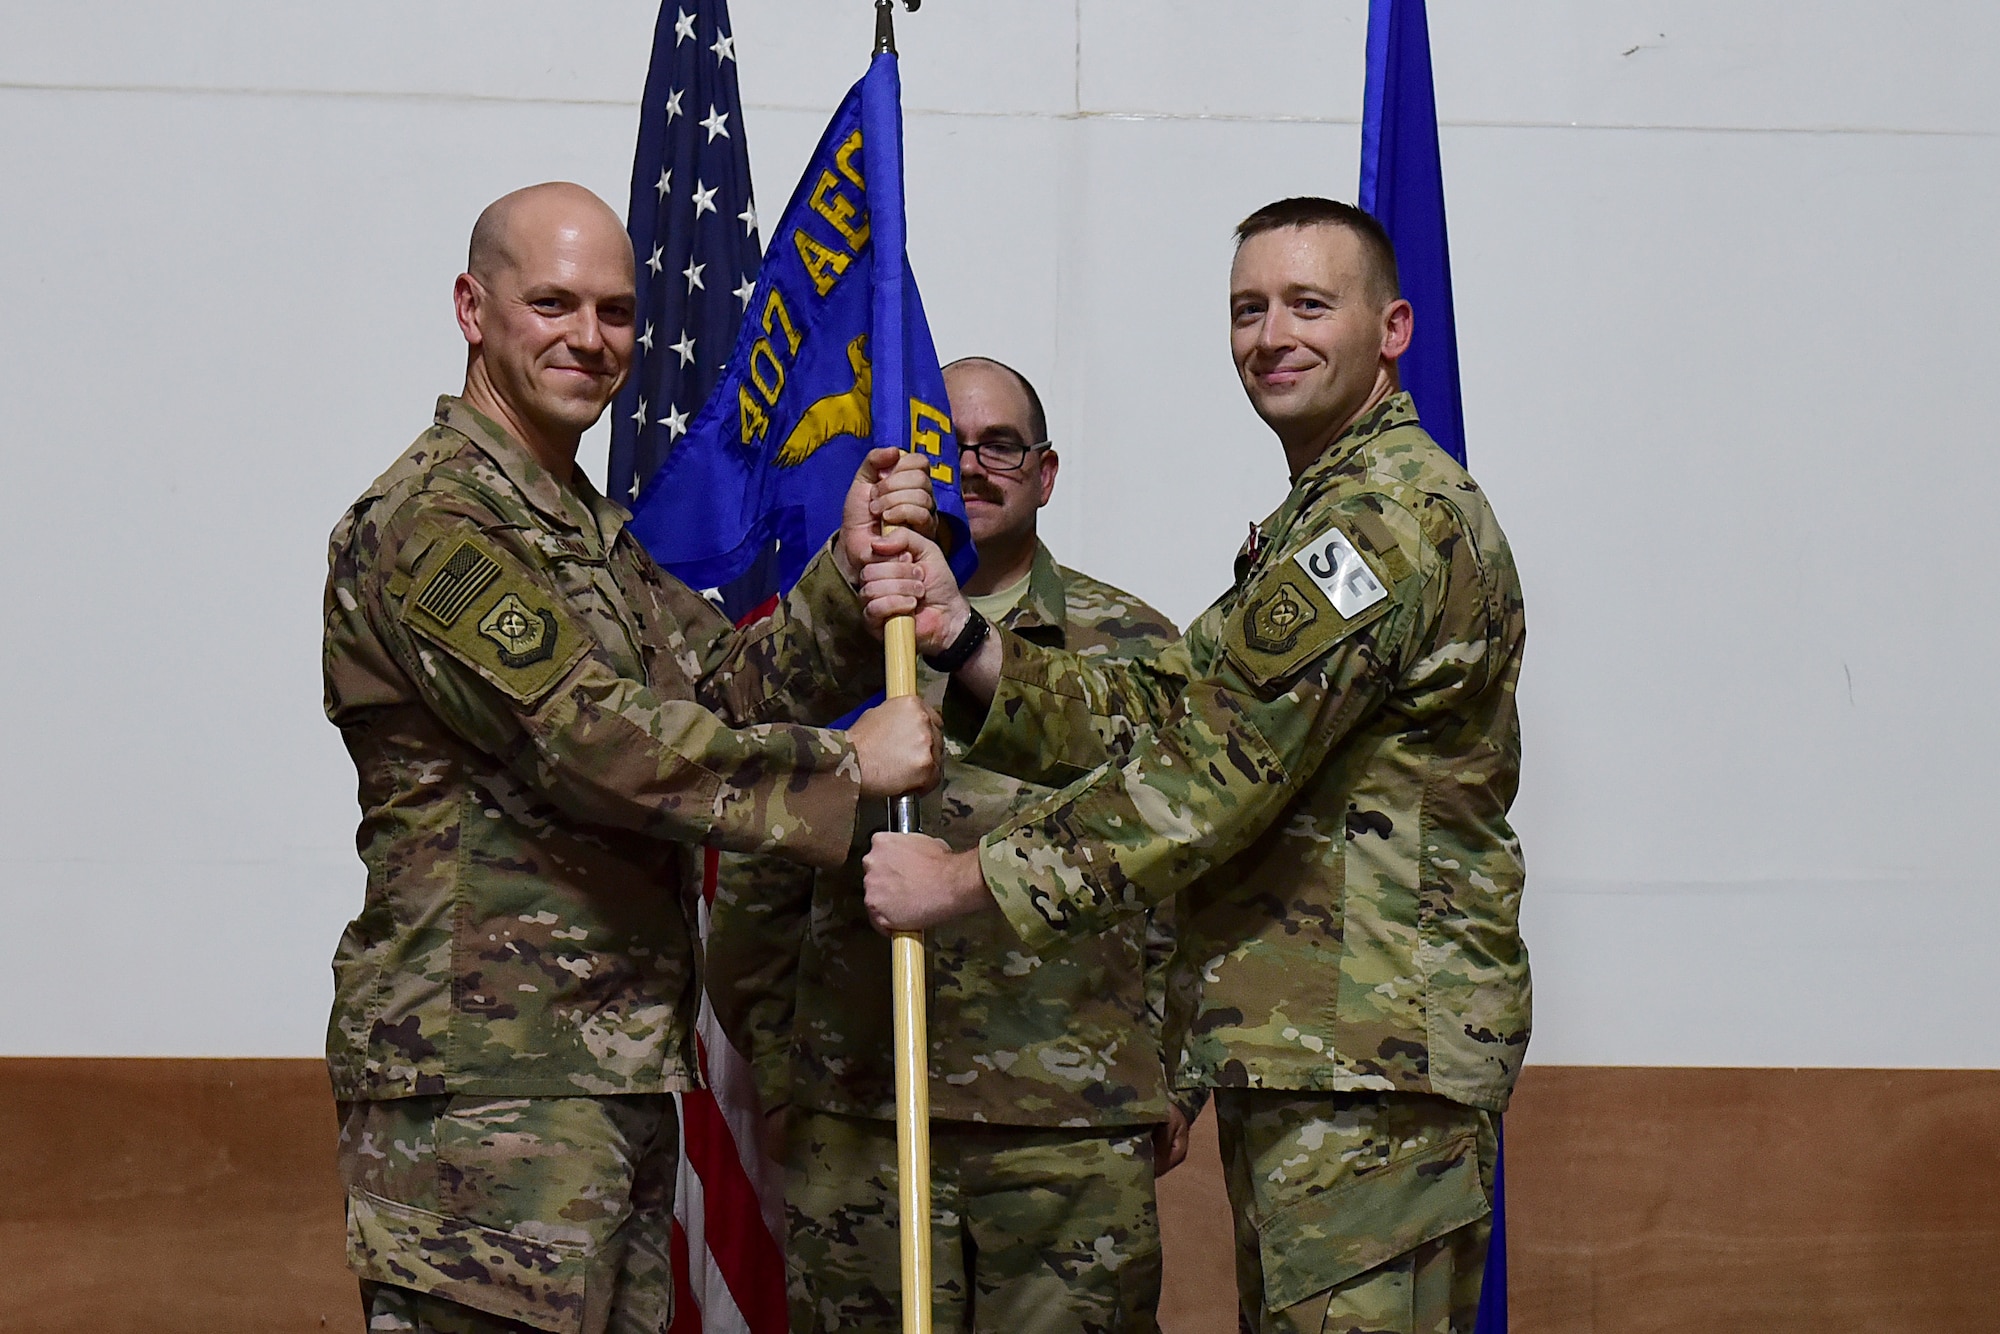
[785,1110,1163,1334]
[1213,1090,1495,1334]
[338,1094,679,1334]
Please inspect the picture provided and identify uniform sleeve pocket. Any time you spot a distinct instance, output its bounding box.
[346,1187,597,1334]
[1255,1130,1489,1311]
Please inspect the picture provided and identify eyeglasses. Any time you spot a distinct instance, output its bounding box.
[960,439,1051,474]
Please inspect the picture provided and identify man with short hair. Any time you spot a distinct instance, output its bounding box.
[707,356,1187,1333]
[859,198,1530,1334]
[322,181,943,1334]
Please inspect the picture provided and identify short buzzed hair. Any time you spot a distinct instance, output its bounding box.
[943,356,1048,443]
[467,198,519,283]
[465,182,626,284]
[1235,197,1401,307]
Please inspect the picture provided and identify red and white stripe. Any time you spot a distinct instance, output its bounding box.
[671,848,789,1334]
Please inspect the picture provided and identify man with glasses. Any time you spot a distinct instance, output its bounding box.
[708,356,1190,1333]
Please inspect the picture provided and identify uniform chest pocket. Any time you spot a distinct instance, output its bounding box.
[548,551,658,681]
[611,548,725,700]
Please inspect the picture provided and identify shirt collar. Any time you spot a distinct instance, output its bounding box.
[998,540,1070,645]
[1292,390,1421,492]
[434,395,628,551]
[1240,392,1421,585]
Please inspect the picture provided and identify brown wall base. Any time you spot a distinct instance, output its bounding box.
[0,1058,350,1332]
[3,1061,1996,1332]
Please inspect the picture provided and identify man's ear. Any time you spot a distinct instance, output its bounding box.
[1035,447,1060,508]
[453,273,485,349]
[1381,298,1414,362]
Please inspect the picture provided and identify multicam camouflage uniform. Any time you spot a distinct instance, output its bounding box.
[957,395,1529,1334]
[707,543,1183,1333]
[323,396,885,1334]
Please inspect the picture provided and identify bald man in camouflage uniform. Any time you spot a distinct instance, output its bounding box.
[709,358,1187,1334]
[323,182,941,1334]
[862,199,1530,1334]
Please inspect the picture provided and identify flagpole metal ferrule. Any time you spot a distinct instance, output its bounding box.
[873,0,919,57]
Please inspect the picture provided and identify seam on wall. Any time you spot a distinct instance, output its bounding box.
[1,81,1991,139]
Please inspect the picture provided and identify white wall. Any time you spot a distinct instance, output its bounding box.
[3,2,1994,1066]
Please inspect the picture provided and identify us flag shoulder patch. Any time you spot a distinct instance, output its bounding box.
[414,541,502,627]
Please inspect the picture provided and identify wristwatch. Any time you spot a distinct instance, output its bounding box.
[921,607,990,673]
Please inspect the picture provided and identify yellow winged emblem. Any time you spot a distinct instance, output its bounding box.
[776,334,872,468]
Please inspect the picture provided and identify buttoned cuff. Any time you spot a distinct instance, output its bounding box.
[978,831,1065,953]
[958,629,1099,789]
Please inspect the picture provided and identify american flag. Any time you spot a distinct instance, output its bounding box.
[610,0,762,506]
[611,6,788,1333]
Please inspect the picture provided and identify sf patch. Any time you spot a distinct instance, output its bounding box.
[1292,526,1388,619]
[404,533,589,704]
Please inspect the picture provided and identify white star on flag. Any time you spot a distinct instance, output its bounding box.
[611,0,765,507]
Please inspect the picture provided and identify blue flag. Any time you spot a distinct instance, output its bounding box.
[1481,1120,1508,1333]
[1359,0,1467,467]
[611,0,764,510]
[1361,5,1502,1329]
[628,51,974,610]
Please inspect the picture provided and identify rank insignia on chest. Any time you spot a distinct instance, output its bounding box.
[1244,580,1318,654]
[478,592,559,668]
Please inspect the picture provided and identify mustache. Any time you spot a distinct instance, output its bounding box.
[961,478,1006,505]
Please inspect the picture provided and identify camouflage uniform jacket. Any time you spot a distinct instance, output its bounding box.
[961,395,1530,1112]
[322,396,882,1101]
[708,543,1187,1126]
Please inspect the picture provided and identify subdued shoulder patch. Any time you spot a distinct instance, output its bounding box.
[1224,522,1398,689]
[477,593,559,668]
[1243,580,1319,655]
[402,533,590,705]
[413,542,502,626]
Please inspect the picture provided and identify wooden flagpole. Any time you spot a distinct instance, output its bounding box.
[873,12,931,1334]
[883,614,932,1334]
